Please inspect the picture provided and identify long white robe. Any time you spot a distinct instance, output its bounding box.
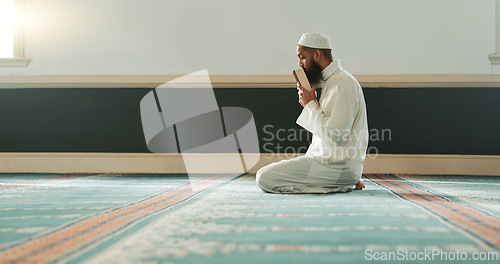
[257,59,368,194]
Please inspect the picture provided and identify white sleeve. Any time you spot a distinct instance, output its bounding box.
[296,82,357,145]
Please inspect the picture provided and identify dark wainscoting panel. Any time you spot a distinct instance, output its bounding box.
[0,87,499,155]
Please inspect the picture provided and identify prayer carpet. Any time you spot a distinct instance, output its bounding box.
[0,173,498,263]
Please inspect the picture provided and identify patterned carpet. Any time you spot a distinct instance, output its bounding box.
[0,173,498,263]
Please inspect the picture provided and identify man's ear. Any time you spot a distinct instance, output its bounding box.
[314,49,321,62]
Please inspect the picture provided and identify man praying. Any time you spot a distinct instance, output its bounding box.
[257,32,368,194]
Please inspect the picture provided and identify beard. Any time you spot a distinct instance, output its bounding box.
[304,60,323,86]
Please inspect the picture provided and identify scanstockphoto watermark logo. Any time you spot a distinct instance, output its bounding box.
[140,70,260,190]
[364,248,499,262]
[261,124,391,159]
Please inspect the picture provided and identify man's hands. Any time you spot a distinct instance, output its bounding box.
[297,83,317,107]
[353,180,365,190]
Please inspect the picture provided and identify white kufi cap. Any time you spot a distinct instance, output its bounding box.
[297,32,332,49]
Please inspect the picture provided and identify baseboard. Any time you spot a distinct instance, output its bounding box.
[0,153,499,176]
[363,154,500,176]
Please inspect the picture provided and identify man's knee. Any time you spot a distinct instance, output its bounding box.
[256,166,274,192]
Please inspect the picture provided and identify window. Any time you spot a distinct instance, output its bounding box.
[0,0,29,66]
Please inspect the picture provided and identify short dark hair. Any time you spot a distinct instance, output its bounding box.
[303,46,333,60]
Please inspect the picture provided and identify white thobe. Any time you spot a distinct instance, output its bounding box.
[257,59,368,194]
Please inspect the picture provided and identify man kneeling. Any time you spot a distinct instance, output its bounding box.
[256,32,368,194]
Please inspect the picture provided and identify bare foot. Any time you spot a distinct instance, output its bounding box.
[353,180,365,190]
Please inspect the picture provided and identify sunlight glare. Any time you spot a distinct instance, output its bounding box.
[0,0,15,58]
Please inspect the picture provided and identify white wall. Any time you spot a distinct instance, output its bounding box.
[0,0,495,75]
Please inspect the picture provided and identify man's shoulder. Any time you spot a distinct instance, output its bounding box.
[327,69,360,88]
[339,69,360,84]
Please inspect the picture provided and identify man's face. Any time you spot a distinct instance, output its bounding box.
[297,45,322,86]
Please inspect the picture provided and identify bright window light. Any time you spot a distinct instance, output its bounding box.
[0,0,15,58]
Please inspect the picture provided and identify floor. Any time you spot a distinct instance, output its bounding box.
[0,173,498,263]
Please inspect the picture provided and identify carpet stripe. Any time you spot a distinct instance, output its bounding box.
[365,174,500,249]
[0,173,239,264]
[372,175,500,232]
